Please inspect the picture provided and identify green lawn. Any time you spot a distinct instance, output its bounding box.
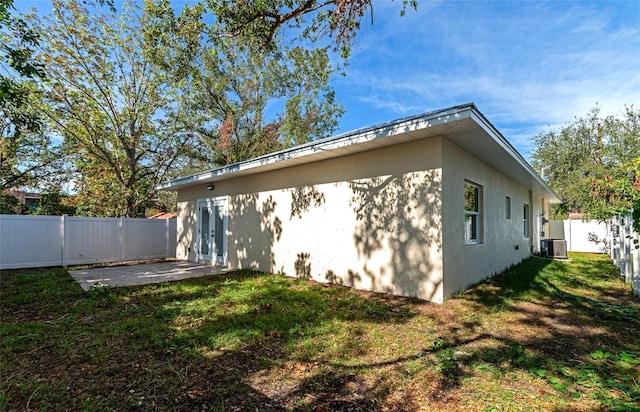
[1,253,639,411]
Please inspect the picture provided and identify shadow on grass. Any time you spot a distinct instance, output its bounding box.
[136,271,417,410]
[461,253,639,320]
[1,267,419,410]
[452,254,640,410]
[458,256,554,307]
[2,254,639,411]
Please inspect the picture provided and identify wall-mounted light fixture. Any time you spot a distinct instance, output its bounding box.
[206,184,214,191]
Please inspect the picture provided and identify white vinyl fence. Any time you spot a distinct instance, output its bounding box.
[0,215,177,270]
[549,218,609,253]
[609,214,640,297]
[549,215,639,296]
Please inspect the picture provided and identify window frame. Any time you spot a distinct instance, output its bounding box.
[505,196,511,219]
[464,181,482,245]
[523,203,530,238]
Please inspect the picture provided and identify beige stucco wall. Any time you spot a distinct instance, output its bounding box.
[177,137,446,302]
[440,139,551,298]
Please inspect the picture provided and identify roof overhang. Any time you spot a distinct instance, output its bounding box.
[157,103,561,203]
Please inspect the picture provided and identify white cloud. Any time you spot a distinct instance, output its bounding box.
[335,1,640,158]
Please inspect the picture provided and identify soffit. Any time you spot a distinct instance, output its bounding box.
[158,104,560,203]
[157,105,473,190]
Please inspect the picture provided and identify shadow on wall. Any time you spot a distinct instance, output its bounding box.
[231,194,282,272]
[587,232,610,253]
[290,186,325,219]
[231,170,443,302]
[347,170,443,302]
[291,186,325,279]
[179,202,198,260]
[232,185,326,275]
[294,252,311,279]
[326,269,362,287]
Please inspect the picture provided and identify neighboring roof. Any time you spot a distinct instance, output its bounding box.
[7,190,41,204]
[148,212,177,219]
[158,103,561,203]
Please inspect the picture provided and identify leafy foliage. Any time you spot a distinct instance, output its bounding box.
[5,0,417,216]
[0,0,61,193]
[531,106,640,221]
[33,0,201,217]
[204,0,417,59]
[0,191,26,214]
[34,187,77,215]
[143,0,345,166]
[198,43,343,165]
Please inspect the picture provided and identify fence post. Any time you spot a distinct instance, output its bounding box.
[165,218,170,258]
[61,214,68,266]
[625,215,632,283]
[608,220,614,261]
[120,216,125,262]
[633,231,638,295]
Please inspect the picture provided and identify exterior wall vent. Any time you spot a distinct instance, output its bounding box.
[541,239,568,259]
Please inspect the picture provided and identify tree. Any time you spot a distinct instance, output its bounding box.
[202,0,417,59]
[195,39,343,165]
[142,0,414,166]
[33,0,200,217]
[0,0,58,196]
[35,187,77,215]
[27,0,414,217]
[531,106,640,222]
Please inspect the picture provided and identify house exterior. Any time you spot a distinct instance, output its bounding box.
[158,103,561,303]
[8,190,41,212]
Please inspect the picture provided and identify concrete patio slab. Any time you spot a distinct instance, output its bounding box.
[69,261,233,291]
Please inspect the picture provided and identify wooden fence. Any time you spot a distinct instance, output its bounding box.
[0,215,177,270]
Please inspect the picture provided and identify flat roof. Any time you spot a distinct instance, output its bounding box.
[157,103,561,203]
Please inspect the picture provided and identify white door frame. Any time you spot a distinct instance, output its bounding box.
[197,197,228,266]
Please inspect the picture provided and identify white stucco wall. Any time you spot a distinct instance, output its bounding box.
[440,139,551,298]
[176,134,554,303]
[177,137,446,302]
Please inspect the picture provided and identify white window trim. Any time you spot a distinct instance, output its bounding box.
[464,181,482,245]
[523,203,530,239]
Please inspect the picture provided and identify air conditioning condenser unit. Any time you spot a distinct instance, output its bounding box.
[541,239,567,259]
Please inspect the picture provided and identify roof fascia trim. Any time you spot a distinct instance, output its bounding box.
[157,104,476,190]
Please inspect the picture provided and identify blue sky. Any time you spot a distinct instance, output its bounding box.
[333,1,640,159]
[19,0,640,161]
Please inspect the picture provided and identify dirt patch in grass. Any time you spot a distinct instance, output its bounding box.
[2,253,639,411]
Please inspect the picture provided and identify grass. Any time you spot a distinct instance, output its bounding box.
[1,252,639,411]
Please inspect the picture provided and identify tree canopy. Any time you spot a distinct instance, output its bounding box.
[197,0,416,59]
[194,36,343,165]
[0,0,58,197]
[33,0,201,217]
[531,106,640,228]
[141,0,354,166]
[4,0,415,216]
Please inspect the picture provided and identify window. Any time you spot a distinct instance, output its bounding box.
[505,196,511,219]
[464,182,482,244]
[523,203,530,238]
